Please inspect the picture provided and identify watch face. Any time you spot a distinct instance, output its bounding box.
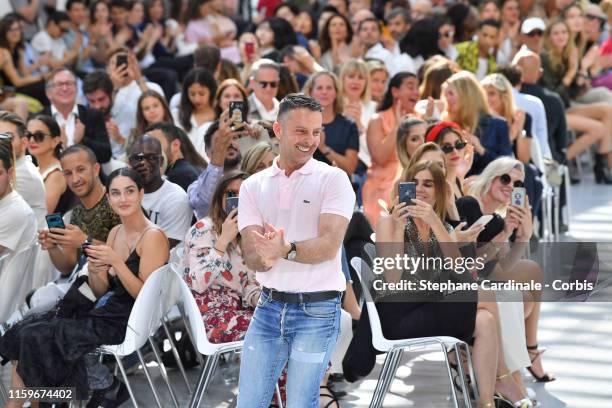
[287,251,297,261]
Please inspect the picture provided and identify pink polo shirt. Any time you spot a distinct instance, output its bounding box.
[238,157,355,292]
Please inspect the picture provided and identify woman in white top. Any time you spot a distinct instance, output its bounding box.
[174,68,217,157]
[339,59,377,170]
[26,115,68,214]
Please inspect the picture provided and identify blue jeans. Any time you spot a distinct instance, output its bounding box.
[237,291,341,408]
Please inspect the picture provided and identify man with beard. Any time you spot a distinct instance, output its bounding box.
[128,136,192,248]
[39,145,121,276]
[187,116,243,219]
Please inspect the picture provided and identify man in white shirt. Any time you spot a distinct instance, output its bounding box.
[237,94,355,407]
[128,136,192,248]
[248,59,281,122]
[31,11,80,69]
[497,66,552,159]
[386,8,411,56]
[358,18,395,73]
[107,50,164,158]
[0,111,46,228]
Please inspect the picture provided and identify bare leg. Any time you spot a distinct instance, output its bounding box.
[342,282,361,321]
[524,301,555,381]
[472,308,498,405]
[566,114,608,159]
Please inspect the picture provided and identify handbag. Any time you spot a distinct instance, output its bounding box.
[55,275,97,319]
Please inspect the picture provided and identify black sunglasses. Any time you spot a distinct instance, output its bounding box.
[440,140,467,154]
[526,30,543,38]
[257,80,278,89]
[27,131,52,143]
[499,173,524,187]
[128,153,161,164]
[585,14,605,22]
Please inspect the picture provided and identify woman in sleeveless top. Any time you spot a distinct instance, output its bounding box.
[0,168,169,404]
[26,115,75,214]
[362,72,420,228]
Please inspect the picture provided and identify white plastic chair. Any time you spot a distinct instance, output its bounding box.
[350,252,478,408]
[0,243,40,322]
[170,269,283,408]
[99,265,180,408]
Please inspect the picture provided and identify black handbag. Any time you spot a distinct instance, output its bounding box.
[55,275,97,319]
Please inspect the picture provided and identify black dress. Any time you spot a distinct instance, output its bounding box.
[0,250,141,398]
[343,218,477,382]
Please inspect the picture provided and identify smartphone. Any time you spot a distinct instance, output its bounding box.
[81,237,92,253]
[472,214,494,229]
[245,42,255,59]
[398,182,416,206]
[226,196,239,213]
[46,213,65,229]
[116,53,128,68]
[229,101,247,123]
[512,187,526,207]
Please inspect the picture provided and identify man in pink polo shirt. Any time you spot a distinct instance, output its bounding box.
[236,94,355,407]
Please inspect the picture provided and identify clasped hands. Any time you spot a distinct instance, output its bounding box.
[252,222,289,271]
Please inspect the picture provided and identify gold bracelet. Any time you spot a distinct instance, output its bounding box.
[213,246,225,255]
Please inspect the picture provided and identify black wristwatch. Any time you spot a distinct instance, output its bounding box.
[285,242,297,261]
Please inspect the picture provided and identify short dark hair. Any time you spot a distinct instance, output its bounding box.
[277,93,322,122]
[60,144,98,164]
[130,134,162,155]
[180,68,217,132]
[496,65,523,87]
[83,70,114,96]
[0,111,26,139]
[203,120,220,154]
[194,44,221,72]
[145,122,208,169]
[479,18,501,30]
[48,11,70,25]
[0,142,13,171]
[274,2,299,17]
[66,0,86,11]
[387,7,411,25]
[109,0,128,10]
[30,114,62,159]
[359,17,381,33]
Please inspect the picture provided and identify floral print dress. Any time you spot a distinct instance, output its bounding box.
[182,217,260,344]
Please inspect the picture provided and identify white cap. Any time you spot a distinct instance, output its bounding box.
[521,17,546,34]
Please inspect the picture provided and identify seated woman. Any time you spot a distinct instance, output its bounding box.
[459,157,553,395]
[26,115,74,214]
[240,142,276,176]
[396,116,427,171]
[128,90,174,151]
[302,70,359,176]
[442,71,512,176]
[183,171,260,343]
[343,160,502,406]
[0,168,169,403]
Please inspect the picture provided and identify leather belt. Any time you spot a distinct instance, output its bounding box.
[261,287,341,303]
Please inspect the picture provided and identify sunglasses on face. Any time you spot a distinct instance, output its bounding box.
[26,131,52,143]
[526,30,543,38]
[499,173,524,187]
[585,14,604,22]
[128,153,161,164]
[257,80,278,89]
[440,140,467,154]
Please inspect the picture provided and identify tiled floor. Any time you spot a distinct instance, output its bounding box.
[3,173,612,408]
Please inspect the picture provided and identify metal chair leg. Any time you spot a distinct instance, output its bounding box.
[462,343,479,403]
[149,336,180,408]
[115,353,139,408]
[453,343,471,408]
[370,349,402,408]
[442,344,460,408]
[189,353,220,408]
[162,317,192,392]
[0,376,8,405]
[137,349,163,408]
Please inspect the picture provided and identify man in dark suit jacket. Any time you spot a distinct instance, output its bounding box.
[515,52,568,165]
[43,68,112,164]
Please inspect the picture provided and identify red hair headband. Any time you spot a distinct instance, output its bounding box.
[426,121,461,143]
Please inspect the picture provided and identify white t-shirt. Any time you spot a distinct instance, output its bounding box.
[31,30,67,61]
[15,155,47,229]
[142,180,193,241]
[476,58,488,80]
[0,191,37,254]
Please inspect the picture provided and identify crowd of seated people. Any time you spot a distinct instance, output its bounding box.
[2,0,610,406]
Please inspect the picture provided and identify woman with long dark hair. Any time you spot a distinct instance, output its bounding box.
[129,90,174,150]
[174,68,218,156]
[0,167,169,404]
[318,13,353,71]
[361,72,419,227]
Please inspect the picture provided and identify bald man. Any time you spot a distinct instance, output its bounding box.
[515,51,568,165]
[128,135,192,247]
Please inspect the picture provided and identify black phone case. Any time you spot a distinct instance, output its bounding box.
[399,183,416,205]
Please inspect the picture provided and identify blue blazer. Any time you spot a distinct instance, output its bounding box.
[469,114,513,175]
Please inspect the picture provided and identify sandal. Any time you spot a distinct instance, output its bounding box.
[319,385,340,408]
[495,372,533,408]
[526,344,556,383]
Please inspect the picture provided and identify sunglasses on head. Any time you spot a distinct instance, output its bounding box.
[499,173,524,187]
[257,80,278,89]
[26,131,52,143]
[440,140,467,154]
[526,29,543,38]
[0,132,13,142]
[128,153,161,164]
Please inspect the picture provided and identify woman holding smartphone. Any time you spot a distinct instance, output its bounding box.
[0,168,169,404]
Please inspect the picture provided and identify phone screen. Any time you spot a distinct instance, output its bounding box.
[226,197,239,213]
[512,187,526,207]
[229,101,247,123]
[398,182,416,206]
[116,54,128,68]
[46,213,65,229]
